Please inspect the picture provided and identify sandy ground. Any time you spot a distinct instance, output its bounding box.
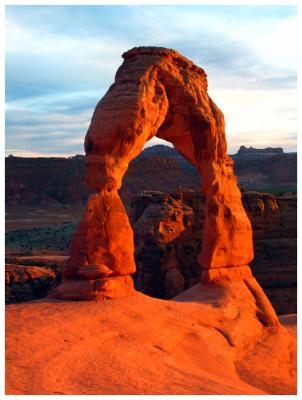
[5,282,296,395]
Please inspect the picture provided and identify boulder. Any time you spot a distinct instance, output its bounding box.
[5,264,57,303]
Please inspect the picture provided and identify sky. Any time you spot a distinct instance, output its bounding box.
[5,4,297,157]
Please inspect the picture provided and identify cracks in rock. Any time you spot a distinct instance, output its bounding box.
[214,326,236,348]
[243,277,279,330]
[102,190,115,272]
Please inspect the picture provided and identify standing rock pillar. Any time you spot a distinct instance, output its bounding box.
[50,187,136,300]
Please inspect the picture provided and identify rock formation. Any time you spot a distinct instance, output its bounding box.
[6,264,57,303]
[130,190,296,314]
[6,284,297,395]
[5,192,296,314]
[50,46,278,326]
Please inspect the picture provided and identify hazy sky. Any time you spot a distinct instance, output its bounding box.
[5,5,297,156]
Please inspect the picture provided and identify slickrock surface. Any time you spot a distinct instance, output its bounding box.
[5,283,296,395]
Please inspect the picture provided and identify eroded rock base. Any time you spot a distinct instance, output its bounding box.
[201,265,253,283]
[48,275,135,301]
[201,267,279,329]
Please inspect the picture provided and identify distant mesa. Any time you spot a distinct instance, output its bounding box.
[236,145,284,156]
[69,154,85,159]
[139,144,176,157]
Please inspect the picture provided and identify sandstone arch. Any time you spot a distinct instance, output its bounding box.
[50,47,274,319]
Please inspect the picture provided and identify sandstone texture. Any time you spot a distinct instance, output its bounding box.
[61,190,135,279]
[55,46,259,301]
[5,283,296,395]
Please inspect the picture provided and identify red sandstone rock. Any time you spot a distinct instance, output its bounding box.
[57,47,269,306]
[50,280,96,301]
[202,265,253,283]
[242,192,279,236]
[5,283,296,395]
[94,275,135,300]
[132,190,202,298]
[50,275,135,301]
[83,46,253,272]
[244,277,280,329]
[62,190,135,280]
[78,264,113,280]
[50,189,135,299]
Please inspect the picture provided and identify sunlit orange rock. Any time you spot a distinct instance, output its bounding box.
[201,265,253,284]
[62,190,135,280]
[51,47,274,314]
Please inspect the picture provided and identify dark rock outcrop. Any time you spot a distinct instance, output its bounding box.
[131,190,296,314]
[233,153,297,190]
[237,146,284,156]
[5,156,90,206]
[5,254,68,303]
[5,264,58,303]
[131,190,203,298]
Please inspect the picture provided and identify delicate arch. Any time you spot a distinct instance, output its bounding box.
[52,47,254,300]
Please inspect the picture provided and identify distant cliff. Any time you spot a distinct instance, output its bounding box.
[5,145,297,207]
[5,156,90,206]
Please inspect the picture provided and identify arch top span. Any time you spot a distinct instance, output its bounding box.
[121,46,207,80]
[51,46,257,302]
[84,46,228,191]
